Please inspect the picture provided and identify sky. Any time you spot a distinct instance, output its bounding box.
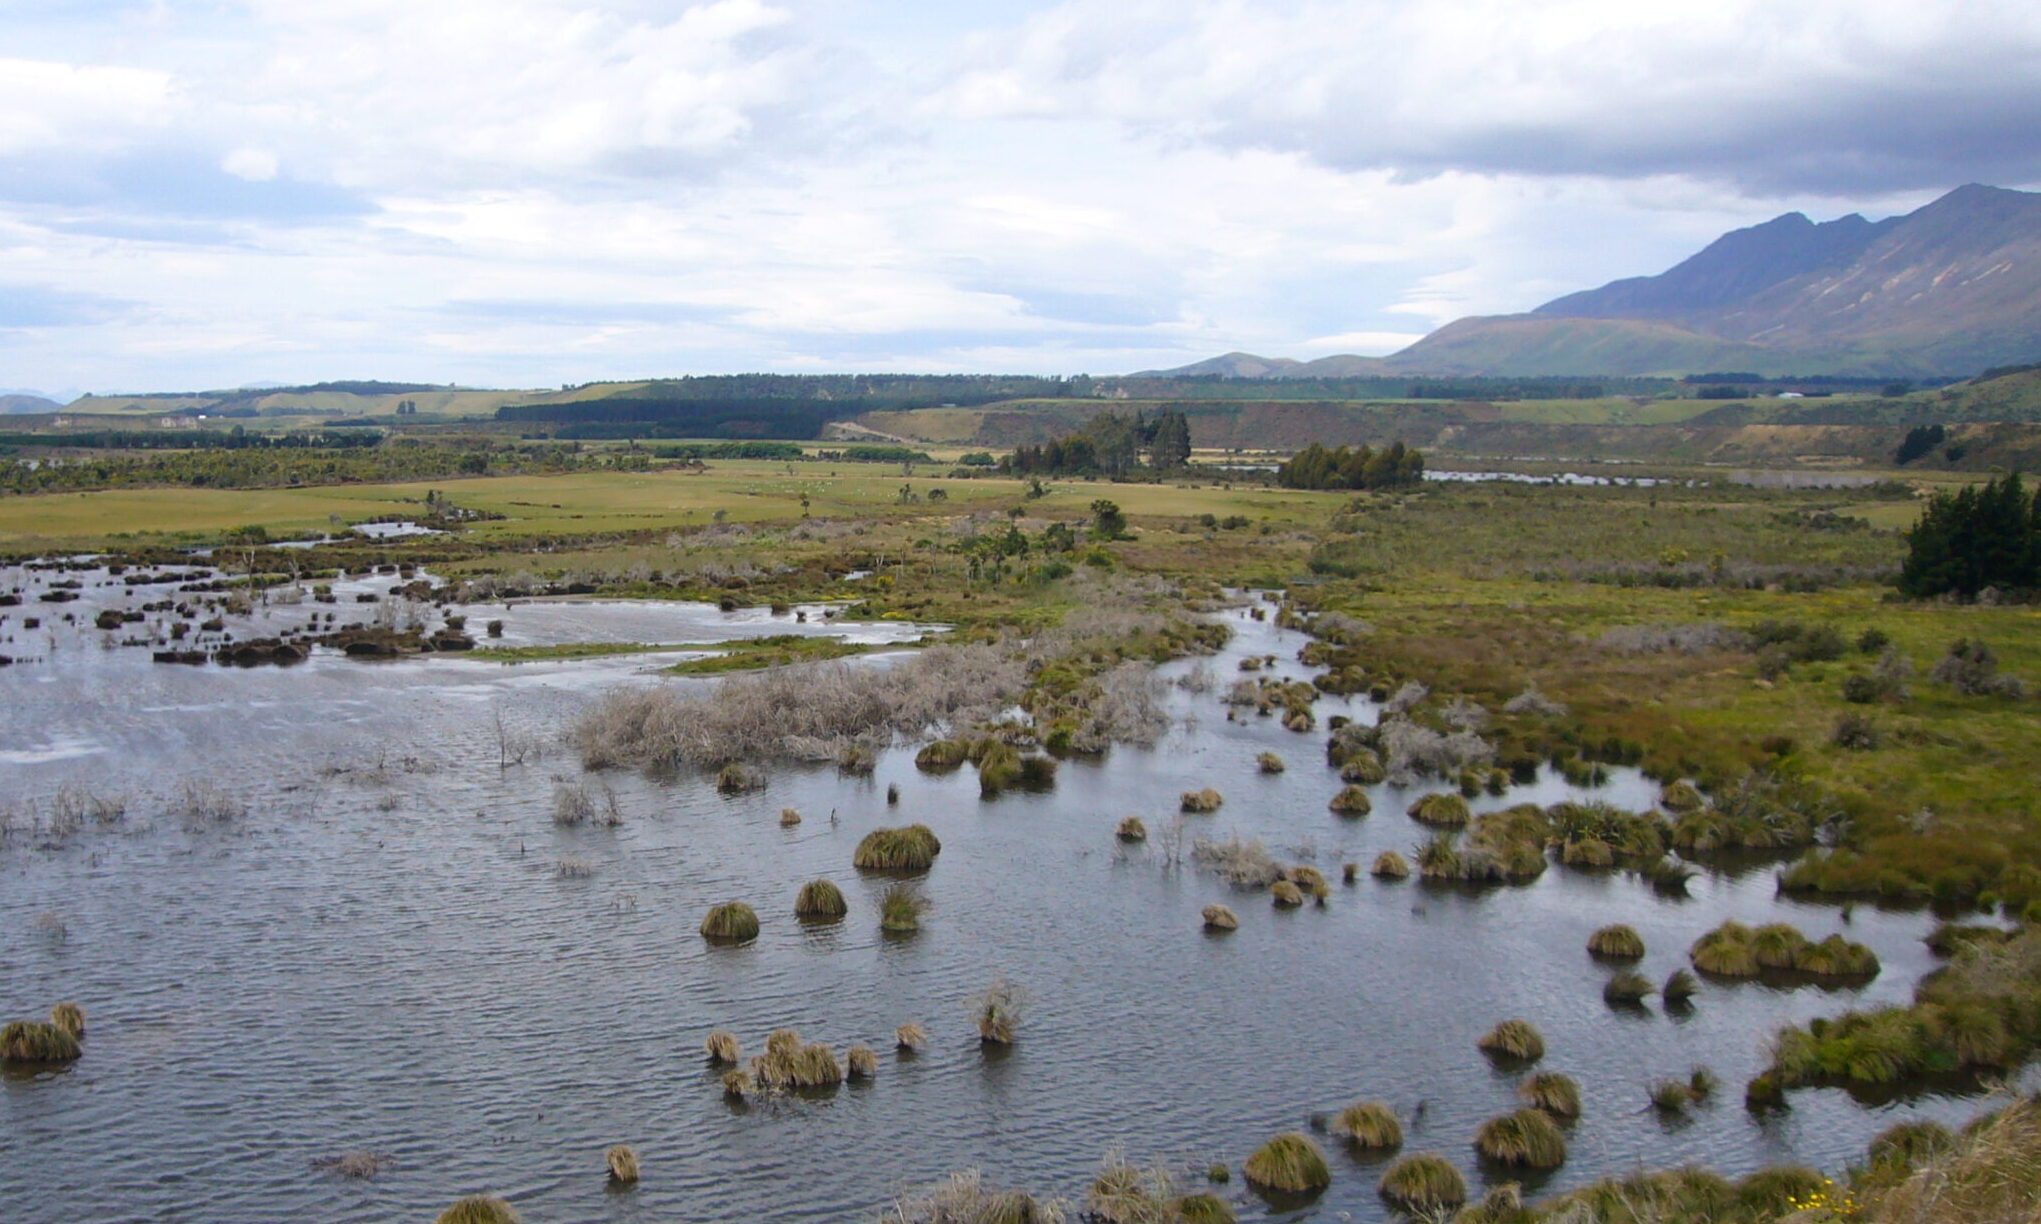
[3,0,2039,397]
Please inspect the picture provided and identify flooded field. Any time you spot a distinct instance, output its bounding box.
[0,571,2018,1223]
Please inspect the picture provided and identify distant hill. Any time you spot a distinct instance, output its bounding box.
[1130,351,1304,378]
[1151,184,2041,379]
[2,394,63,414]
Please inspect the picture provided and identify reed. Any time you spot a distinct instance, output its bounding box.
[700,901,760,943]
[1180,787,1223,813]
[881,884,927,933]
[1257,752,1286,773]
[1478,1019,1545,1063]
[0,1020,80,1064]
[49,1002,85,1039]
[1377,1153,1466,1212]
[895,1022,927,1051]
[705,1030,741,1065]
[854,824,943,871]
[1603,969,1655,1006]
[1328,785,1372,816]
[847,1044,878,1079]
[1408,792,1470,827]
[434,1195,522,1224]
[1517,1071,1581,1119]
[1329,1100,1402,1148]
[1371,850,1410,879]
[1116,816,1147,843]
[1202,904,1239,931]
[606,1144,639,1184]
[1243,1132,1330,1193]
[794,879,848,918]
[1587,924,1646,960]
[1473,1108,1567,1168]
[971,978,1026,1044]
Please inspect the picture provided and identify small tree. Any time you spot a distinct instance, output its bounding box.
[1089,499,1126,537]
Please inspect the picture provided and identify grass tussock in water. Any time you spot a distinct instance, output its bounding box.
[1518,1071,1581,1119]
[1690,920,1761,977]
[1650,1078,1698,1113]
[1087,1152,1235,1223]
[1473,1108,1567,1168]
[1377,1153,1466,1212]
[779,806,802,826]
[700,901,760,943]
[1286,865,1330,900]
[915,739,969,772]
[1180,787,1223,813]
[1270,879,1305,907]
[1329,1101,1402,1148]
[847,1044,878,1080]
[1479,1019,1545,1063]
[855,824,943,871]
[881,1169,1067,1224]
[895,1022,927,1051]
[434,1195,522,1224]
[750,1028,843,1089]
[1604,969,1656,1006]
[49,1002,84,1039]
[721,1068,754,1098]
[605,1144,639,1184]
[1328,785,1372,816]
[1257,751,1285,773]
[1690,919,1878,980]
[1243,1132,1329,1194]
[1588,924,1646,960]
[1116,816,1147,843]
[881,884,927,933]
[794,879,848,918]
[704,1030,740,1065]
[1191,835,1283,887]
[1202,904,1239,931]
[0,1020,80,1064]
[1534,1163,1821,1224]
[1372,850,1410,879]
[1407,792,1470,827]
[1663,969,1699,1005]
[971,979,1026,1045]
[1859,1119,1957,1192]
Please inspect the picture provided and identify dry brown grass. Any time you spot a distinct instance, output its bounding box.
[1202,904,1239,931]
[896,1022,927,1051]
[848,1044,879,1079]
[0,1020,80,1064]
[49,1002,85,1039]
[435,1195,522,1224]
[606,1144,640,1183]
[705,1030,740,1064]
[1180,787,1224,813]
[1330,1101,1403,1148]
[1862,1097,2041,1224]
[972,978,1026,1044]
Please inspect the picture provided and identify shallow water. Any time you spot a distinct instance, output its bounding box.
[0,587,2020,1224]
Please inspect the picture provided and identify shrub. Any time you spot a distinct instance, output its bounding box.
[1587,924,1645,960]
[1377,1153,1466,1212]
[1116,816,1147,843]
[1473,1108,1566,1168]
[1202,904,1239,931]
[795,879,848,919]
[435,1196,522,1224]
[1256,752,1285,774]
[855,824,943,871]
[1662,969,1698,1004]
[700,901,760,943]
[1408,792,1471,826]
[1191,836,1282,886]
[49,1002,85,1039]
[1330,1101,1402,1148]
[895,1022,927,1051]
[847,1044,878,1079]
[1517,1072,1581,1119]
[1328,785,1372,816]
[1832,712,1881,750]
[606,1144,640,1184]
[1371,850,1410,879]
[1932,638,2025,697]
[1180,788,1223,813]
[1271,880,1305,907]
[0,1020,81,1064]
[881,884,927,933]
[1604,970,1655,1006]
[704,1030,740,1064]
[1243,1132,1330,1194]
[1478,1019,1545,1063]
[971,978,1026,1044]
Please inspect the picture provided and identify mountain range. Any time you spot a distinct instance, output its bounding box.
[1144,184,2041,380]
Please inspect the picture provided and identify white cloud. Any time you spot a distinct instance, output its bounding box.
[220,147,279,181]
[0,58,174,156]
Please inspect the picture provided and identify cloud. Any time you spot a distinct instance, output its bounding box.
[942,0,2041,194]
[0,58,173,156]
[0,284,135,329]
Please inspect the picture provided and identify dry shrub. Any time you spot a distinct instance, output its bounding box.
[795,879,848,918]
[971,978,1026,1044]
[1180,788,1223,813]
[750,1028,843,1089]
[553,780,622,827]
[606,1144,639,1184]
[1374,716,1494,786]
[895,1022,927,1050]
[847,1044,878,1079]
[1191,836,1282,887]
[1503,686,1567,717]
[1243,1132,1329,1194]
[705,1030,740,1064]
[1202,904,1239,931]
[1595,622,1749,655]
[435,1195,522,1224]
[1330,1101,1402,1148]
[881,1169,1067,1224]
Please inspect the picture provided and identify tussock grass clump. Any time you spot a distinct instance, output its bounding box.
[855,824,943,871]
[49,1002,85,1039]
[1561,836,1615,868]
[1088,1152,1232,1223]
[1687,1065,1718,1100]
[1587,924,1646,960]
[1690,919,1878,979]
[435,1195,522,1224]
[750,1028,843,1089]
[1339,751,1387,784]
[1690,920,1761,977]
[881,884,927,933]
[705,1030,741,1065]
[1329,1100,1402,1148]
[795,879,848,919]
[1116,816,1147,843]
[1407,792,1470,827]
[1328,785,1372,816]
[972,978,1026,1044]
[1478,1019,1545,1063]
[1649,1078,1697,1112]
[780,806,802,827]
[1604,969,1656,1006]
[1243,1132,1329,1194]
[1342,861,1359,884]
[721,1067,755,1098]
[0,1020,81,1064]
[1750,922,1807,970]
[606,1144,639,1184]
[716,762,765,793]
[915,739,969,772]
[1377,1153,1466,1212]
[1660,780,1704,812]
[1796,932,1881,978]
[1517,1071,1581,1119]
[1271,880,1305,907]
[1861,1119,1957,1190]
[1473,1108,1567,1168]
[1286,865,1329,900]
[1257,751,1285,773]
[700,901,760,943]
[1662,969,1698,1004]
[847,1044,878,1080]
[895,1022,927,1051]
[1202,904,1239,931]
[1371,850,1410,879]
[1174,1192,1234,1223]
[880,1170,1066,1224]
[1180,788,1223,813]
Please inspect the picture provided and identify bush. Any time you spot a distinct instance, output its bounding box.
[855,824,943,871]
[1330,1101,1402,1148]
[1478,1019,1544,1063]
[1473,1108,1566,1168]
[701,901,760,943]
[1243,1132,1330,1194]
[1377,1153,1466,1212]
[1587,924,1646,960]
[1932,638,2025,698]
[1832,712,1881,750]
[795,879,848,919]
[1517,1071,1581,1119]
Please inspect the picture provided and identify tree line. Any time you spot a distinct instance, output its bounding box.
[1900,472,2040,598]
[999,410,1192,477]
[1275,441,1425,490]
